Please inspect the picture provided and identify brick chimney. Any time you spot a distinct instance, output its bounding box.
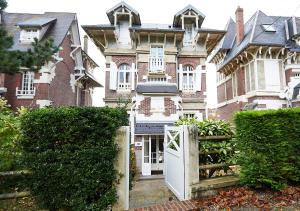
[235,6,244,45]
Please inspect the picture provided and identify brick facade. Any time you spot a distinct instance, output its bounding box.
[164,98,176,116]
[138,97,151,116]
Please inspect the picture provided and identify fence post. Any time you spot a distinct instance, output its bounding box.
[112,126,130,211]
[184,125,199,200]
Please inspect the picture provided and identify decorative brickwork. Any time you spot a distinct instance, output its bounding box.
[165,63,176,83]
[112,55,136,67]
[164,97,176,116]
[178,57,200,69]
[138,97,151,116]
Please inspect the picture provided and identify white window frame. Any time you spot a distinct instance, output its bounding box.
[118,64,131,90]
[149,45,164,72]
[244,60,256,93]
[183,24,194,46]
[19,29,40,43]
[232,71,238,97]
[182,65,194,91]
[16,71,36,98]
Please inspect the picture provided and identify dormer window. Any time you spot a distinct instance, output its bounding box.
[20,29,40,43]
[261,24,276,32]
[184,24,195,46]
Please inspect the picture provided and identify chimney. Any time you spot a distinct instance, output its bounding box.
[235,6,244,45]
[83,35,88,53]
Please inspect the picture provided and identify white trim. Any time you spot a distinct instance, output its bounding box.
[36,100,52,108]
[285,64,300,71]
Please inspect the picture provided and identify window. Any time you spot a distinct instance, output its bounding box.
[149,46,164,71]
[184,24,194,46]
[20,29,39,43]
[183,113,195,119]
[232,72,238,97]
[16,71,35,96]
[261,24,276,32]
[182,65,194,91]
[245,61,256,93]
[118,64,131,90]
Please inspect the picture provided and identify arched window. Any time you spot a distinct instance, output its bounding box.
[118,64,131,90]
[182,65,194,91]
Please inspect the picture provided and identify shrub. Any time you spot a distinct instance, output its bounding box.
[20,107,128,210]
[235,108,300,190]
[176,118,234,136]
[0,97,27,171]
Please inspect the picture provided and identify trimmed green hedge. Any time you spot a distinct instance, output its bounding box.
[235,108,300,189]
[20,107,128,210]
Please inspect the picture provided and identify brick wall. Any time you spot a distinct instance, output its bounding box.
[285,69,293,84]
[165,63,176,83]
[226,78,233,100]
[217,101,245,121]
[237,67,245,96]
[164,97,176,116]
[217,83,226,103]
[138,97,151,116]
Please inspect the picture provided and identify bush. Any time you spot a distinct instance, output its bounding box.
[0,97,27,171]
[235,108,300,190]
[20,106,128,210]
[176,118,234,136]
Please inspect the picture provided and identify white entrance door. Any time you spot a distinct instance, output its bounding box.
[142,136,151,176]
[164,126,185,200]
[151,135,164,172]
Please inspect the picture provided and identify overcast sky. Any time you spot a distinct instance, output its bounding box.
[6,0,300,107]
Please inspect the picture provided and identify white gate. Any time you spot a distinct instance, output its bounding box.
[164,125,186,200]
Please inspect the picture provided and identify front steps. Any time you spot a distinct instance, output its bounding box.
[191,175,240,198]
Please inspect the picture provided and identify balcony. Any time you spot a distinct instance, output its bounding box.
[16,87,36,99]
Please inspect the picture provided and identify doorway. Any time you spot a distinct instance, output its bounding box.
[142,135,164,176]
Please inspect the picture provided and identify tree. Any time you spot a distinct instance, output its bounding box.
[0,0,59,74]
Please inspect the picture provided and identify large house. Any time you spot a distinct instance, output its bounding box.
[210,7,300,120]
[83,2,224,176]
[0,11,101,109]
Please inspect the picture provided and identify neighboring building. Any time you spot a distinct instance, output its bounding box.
[0,12,102,109]
[83,2,224,176]
[210,7,300,120]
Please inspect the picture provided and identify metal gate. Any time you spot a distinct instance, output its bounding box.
[164,125,186,200]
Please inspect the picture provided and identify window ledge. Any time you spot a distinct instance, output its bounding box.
[16,95,35,99]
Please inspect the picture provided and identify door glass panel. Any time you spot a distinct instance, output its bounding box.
[151,136,157,164]
[144,137,149,163]
[159,137,164,163]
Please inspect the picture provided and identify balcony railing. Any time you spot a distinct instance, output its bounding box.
[16,87,36,97]
[183,84,194,91]
[149,56,164,72]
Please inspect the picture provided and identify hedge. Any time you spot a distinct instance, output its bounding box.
[235,108,300,189]
[20,106,128,210]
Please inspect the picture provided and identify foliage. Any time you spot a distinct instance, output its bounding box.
[0,97,28,171]
[20,107,128,210]
[194,186,300,210]
[0,0,59,74]
[0,0,7,11]
[235,108,300,190]
[129,146,137,190]
[176,118,234,136]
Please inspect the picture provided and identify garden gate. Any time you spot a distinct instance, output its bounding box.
[164,125,186,200]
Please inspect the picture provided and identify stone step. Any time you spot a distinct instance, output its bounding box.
[191,175,240,198]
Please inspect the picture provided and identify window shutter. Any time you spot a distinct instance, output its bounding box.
[195,65,202,91]
[131,63,136,91]
[178,64,183,91]
[109,62,117,90]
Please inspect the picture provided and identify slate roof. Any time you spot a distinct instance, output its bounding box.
[214,10,299,71]
[2,12,76,51]
[136,84,178,94]
[130,23,184,33]
[17,17,57,28]
[135,123,173,134]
